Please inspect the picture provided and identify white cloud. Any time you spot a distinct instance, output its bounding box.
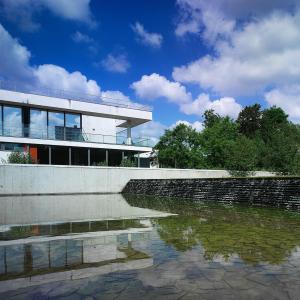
[42,0,94,24]
[131,73,191,104]
[101,90,131,103]
[171,120,204,131]
[71,31,94,44]
[181,94,242,119]
[0,0,95,32]
[175,0,299,40]
[131,22,163,48]
[175,0,235,44]
[71,31,98,54]
[173,10,300,97]
[265,85,300,123]
[131,73,241,118]
[101,54,130,73]
[133,120,167,144]
[34,64,101,95]
[0,23,34,83]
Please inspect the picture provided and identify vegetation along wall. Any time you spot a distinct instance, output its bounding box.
[122,178,300,210]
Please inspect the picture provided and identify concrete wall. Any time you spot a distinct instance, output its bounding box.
[0,164,273,196]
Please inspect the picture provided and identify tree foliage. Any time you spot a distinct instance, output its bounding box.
[155,123,205,169]
[155,105,300,175]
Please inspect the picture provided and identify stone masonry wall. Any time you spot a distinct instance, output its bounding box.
[122,178,300,209]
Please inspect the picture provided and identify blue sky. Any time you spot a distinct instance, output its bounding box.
[1,0,300,140]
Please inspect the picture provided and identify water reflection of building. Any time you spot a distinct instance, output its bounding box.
[0,194,171,226]
[0,194,172,293]
[0,229,153,292]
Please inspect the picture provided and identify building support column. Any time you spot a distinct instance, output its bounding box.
[69,147,72,165]
[49,146,52,165]
[122,151,125,160]
[138,153,140,168]
[105,149,108,166]
[87,148,90,166]
[126,125,132,145]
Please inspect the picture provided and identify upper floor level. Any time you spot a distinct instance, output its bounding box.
[0,81,153,150]
[0,80,152,128]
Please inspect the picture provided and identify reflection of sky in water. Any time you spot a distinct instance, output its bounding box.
[0,195,299,299]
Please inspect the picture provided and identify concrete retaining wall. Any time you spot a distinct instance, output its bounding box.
[122,178,300,209]
[0,164,273,196]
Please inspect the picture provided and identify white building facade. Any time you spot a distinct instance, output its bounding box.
[0,81,153,166]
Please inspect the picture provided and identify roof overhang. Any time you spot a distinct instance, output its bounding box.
[0,89,152,127]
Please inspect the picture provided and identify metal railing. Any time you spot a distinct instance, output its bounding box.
[0,125,153,147]
[0,79,152,112]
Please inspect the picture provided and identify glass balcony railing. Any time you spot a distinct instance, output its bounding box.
[0,125,153,147]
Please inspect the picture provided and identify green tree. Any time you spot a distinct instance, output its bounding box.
[155,123,205,168]
[260,106,289,142]
[260,123,300,174]
[201,117,238,168]
[237,104,262,137]
[203,109,221,129]
[225,135,258,177]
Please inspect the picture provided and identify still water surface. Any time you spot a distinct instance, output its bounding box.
[0,194,300,299]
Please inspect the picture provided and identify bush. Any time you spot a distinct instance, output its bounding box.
[119,158,136,167]
[93,161,108,166]
[6,151,36,164]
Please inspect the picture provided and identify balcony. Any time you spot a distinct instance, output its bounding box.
[0,125,153,148]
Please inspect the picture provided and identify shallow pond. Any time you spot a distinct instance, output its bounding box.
[0,194,300,299]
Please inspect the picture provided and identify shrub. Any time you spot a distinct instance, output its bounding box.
[93,161,108,166]
[120,158,136,167]
[6,151,36,164]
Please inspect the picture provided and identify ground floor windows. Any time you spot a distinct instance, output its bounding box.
[51,146,69,165]
[0,143,24,151]
[90,148,106,166]
[0,143,149,167]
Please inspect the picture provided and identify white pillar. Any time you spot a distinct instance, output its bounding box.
[126,126,132,145]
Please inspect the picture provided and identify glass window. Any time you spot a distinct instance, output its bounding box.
[3,106,22,137]
[2,143,24,151]
[65,113,81,128]
[30,109,47,139]
[48,111,64,140]
[48,111,64,127]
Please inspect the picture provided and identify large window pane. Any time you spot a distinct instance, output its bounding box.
[3,106,22,137]
[65,113,80,128]
[65,113,81,141]
[48,111,64,140]
[30,109,47,139]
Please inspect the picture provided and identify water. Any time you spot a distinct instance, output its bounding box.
[0,194,300,300]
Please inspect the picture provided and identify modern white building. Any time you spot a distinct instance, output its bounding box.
[0,81,153,166]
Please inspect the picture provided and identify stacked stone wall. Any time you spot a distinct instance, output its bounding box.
[122,178,300,209]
